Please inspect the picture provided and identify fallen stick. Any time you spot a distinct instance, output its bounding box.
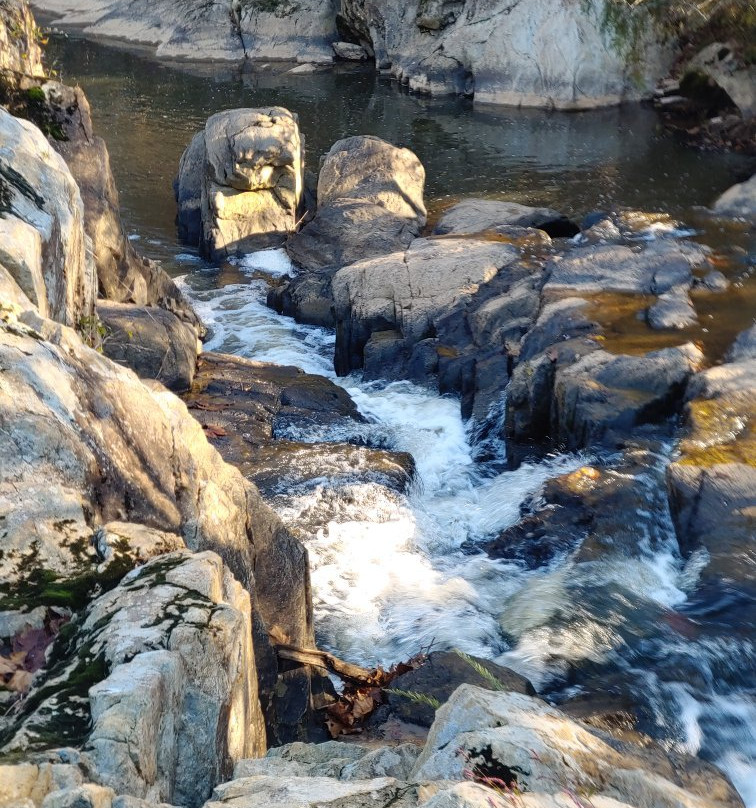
[274,643,377,683]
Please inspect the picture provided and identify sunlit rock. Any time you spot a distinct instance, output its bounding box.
[412,685,743,808]
[0,108,96,326]
[177,108,304,261]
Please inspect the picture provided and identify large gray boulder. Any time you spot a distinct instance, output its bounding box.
[285,135,426,271]
[412,686,743,808]
[97,300,200,392]
[0,108,97,326]
[177,108,305,262]
[340,0,670,109]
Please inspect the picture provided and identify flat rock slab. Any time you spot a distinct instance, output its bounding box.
[433,199,578,238]
[545,240,710,295]
[184,352,415,494]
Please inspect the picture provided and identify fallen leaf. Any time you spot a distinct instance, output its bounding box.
[203,424,228,438]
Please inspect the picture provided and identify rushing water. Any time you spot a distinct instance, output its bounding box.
[49,31,756,805]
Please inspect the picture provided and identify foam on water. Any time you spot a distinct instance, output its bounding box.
[181,250,755,807]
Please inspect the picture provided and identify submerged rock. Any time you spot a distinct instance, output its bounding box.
[177,108,305,261]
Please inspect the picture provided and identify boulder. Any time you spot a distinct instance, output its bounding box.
[97,301,200,392]
[712,173,756,222]
[433,200,578,239]
[412,686,743,808]
[339,0,670,109]
[285,135,426,271]
[177,108,304,261]
[381,650,534,728]
[0,108,97,326]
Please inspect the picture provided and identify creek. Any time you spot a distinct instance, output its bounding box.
[49,32,755,806]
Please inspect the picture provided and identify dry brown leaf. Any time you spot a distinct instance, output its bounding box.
[203,424,228,438]
[7,669,33,692]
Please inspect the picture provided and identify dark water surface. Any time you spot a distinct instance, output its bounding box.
[48,32,754,271]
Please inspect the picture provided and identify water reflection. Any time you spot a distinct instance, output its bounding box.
[47,32,754,271]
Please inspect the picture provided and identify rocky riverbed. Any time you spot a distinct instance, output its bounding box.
[2,1,756,807]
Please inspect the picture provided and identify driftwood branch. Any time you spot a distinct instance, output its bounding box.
[274,643,375,684]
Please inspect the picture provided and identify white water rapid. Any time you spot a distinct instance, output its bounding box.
[178,249,755,806]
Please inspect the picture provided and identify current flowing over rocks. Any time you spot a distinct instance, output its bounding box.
[1,5,756,808]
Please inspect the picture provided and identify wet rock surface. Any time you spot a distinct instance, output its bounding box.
[183,352,415,496]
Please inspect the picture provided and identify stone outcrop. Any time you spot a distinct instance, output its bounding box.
[177,108,305,262]
[0,298,322,751]
[0,107,96,326]
[97,300,200,392]
[31,0,338,63]
[339,0,669,109]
